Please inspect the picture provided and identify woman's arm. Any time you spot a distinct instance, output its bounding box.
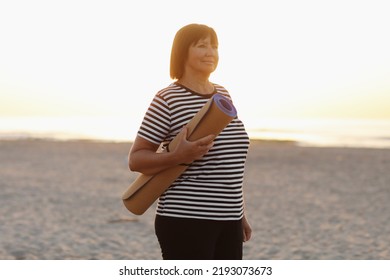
[128,126,214,175]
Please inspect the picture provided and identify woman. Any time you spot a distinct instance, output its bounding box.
[128,23,252,260]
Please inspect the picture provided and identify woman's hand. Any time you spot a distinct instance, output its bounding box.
[173,126,214,165]
[242,215,252,242]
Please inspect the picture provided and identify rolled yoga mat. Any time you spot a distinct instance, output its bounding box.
[122,93,237,215]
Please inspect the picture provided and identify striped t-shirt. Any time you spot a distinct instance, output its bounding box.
[137,82,250,221]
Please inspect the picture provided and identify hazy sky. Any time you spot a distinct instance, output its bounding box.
[1,0,390,122]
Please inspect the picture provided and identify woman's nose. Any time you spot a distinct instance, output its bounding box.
[206,46,217,56]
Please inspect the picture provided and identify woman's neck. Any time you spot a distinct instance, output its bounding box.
[178,75,214,95]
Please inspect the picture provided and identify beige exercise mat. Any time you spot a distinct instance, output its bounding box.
[122,93,237,215]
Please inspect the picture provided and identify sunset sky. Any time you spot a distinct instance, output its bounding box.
[1,0,390,124]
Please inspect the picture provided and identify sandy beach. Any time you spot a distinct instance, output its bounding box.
[0,139,389,260]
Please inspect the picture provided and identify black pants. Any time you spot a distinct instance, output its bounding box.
[155,215,243,260]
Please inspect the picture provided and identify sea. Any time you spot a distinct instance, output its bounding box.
[1,116,390,149]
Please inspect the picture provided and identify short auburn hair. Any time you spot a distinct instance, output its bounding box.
[170,24,218,80]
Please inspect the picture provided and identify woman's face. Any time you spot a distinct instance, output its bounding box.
[185,36,219,76]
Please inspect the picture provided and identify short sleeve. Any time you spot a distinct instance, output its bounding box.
[137,94,171,145]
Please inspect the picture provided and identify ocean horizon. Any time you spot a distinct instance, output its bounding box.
[1,116,390,149]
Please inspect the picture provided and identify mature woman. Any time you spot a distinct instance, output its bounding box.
[128,23,252,260]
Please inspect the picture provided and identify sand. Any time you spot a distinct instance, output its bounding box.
[0,139,389,260]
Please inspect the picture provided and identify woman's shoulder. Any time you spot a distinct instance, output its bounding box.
[212,83,233,101]
[212,83,229,94]
[155,82,185,98]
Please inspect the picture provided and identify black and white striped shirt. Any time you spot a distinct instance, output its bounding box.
[137,82,250,221]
